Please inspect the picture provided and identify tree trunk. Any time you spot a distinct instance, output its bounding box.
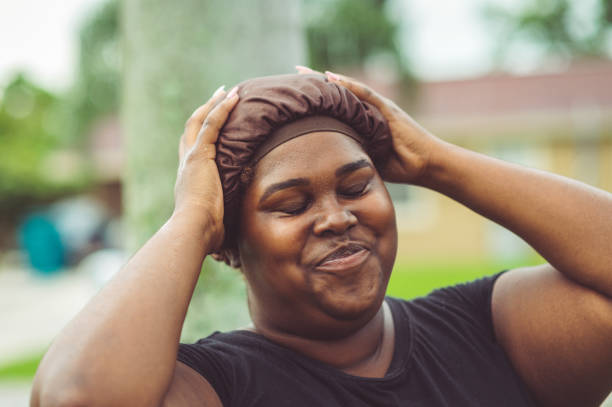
[121,0,305,339]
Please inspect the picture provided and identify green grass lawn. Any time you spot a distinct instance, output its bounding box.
[0,256,541,381]
[387,256,541,299]
[0,352,45,381]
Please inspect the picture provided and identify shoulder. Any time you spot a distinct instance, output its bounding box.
[178,330,315,406]
[161,361,223,407]
[177,331,262,406]
[492,264,612,406]
[178,330,283,368]
[387,271,505,338]
[384,274,537,405]
[385,272,509,363]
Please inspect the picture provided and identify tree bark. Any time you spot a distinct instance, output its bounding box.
[121,0,305,339]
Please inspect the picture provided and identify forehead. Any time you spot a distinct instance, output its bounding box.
[252,131,371,183]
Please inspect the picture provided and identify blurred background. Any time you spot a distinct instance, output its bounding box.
[1,0,611,404]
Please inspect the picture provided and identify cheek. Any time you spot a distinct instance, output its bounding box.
[239,214,311,297]
[357,189,398,267]
[359,188,397,233]
[240,213,307,266]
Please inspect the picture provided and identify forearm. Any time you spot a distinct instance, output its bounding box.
[419,140,612,296]
[32,212,213,407]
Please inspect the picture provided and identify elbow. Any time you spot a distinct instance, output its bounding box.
[32,376,157,407]
[31,371,97,407]
[31,386,90,407]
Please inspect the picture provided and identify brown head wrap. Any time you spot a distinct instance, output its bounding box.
[215,73,391,266]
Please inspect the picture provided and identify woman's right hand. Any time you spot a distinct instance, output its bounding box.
[173,86,239,252]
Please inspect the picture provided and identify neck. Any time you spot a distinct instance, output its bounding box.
[249,301,394,378]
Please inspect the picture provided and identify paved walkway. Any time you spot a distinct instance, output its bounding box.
[0,267,97,365]
[0,264,98,406]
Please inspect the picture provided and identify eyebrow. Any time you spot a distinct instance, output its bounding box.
[335,159,372,177]
[259,178,310,204]
[258,159,372,205]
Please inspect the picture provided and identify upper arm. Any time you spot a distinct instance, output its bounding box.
[161,361,223,407]
[492,264,612,407]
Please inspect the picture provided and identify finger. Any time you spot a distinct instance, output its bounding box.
[325,70,386,110]
[184,85,226,143]
[194,86,240,147]
[295,65,324,75]
[184,85,226,146]
[179,134,185,160]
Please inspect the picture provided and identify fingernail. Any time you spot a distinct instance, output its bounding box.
[325,71,340,81]
[226,86,239,99]
[212,85,225,98]
[296,65,314,73]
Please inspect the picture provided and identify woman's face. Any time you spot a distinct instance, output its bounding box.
[237,131,397,339]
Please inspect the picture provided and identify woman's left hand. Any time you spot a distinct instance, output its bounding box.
[296,67,438,184]
[321,70,444,185]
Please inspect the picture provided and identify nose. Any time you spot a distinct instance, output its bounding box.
[312,199,358,236]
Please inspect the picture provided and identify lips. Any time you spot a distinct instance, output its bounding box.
[315,243,370,271]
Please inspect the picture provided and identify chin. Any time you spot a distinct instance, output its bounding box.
[316,271,387,322]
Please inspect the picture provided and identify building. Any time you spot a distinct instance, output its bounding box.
[390,59,612,262]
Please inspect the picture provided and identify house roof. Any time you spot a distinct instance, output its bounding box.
[417,59,612,117]
[413,59,612,141]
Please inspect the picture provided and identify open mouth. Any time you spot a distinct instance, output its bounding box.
[316,243,370,271]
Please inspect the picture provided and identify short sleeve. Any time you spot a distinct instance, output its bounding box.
[413,271,507,342]
[177,335,234,406]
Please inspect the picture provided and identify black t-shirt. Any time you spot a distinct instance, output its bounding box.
[178,273,536,406]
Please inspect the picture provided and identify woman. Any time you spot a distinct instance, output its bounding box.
[31,70,612,407]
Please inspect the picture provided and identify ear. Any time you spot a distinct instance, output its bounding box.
[210,252,225,262]
[211,248,242,269]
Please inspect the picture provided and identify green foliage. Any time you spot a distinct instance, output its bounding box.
[70,0,120,144]
[304,0,410,79]
[0,76,91,214]
[0,351,44,380]
[486,0,612,60]
[605,0,612,23]
[0,1,120,218]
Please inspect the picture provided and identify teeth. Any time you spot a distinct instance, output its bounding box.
[323,245,363,263]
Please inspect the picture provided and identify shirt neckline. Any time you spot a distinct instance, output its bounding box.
[228,297,412,382]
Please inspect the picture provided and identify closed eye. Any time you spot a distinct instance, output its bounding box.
[274,200,310,216]
[340,180,370,198]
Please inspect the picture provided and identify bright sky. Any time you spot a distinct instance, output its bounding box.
[402,0,513,79]
[0,0,105,92]
[0,0,524,92]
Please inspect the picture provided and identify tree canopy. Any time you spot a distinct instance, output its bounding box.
[486,0,612,61]
[305,0,410,80]
[0,76,90,212]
